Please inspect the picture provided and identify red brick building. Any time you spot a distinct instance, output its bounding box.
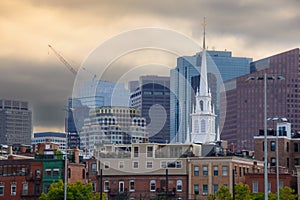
[245,172,296,194]
[0,159,43,200]
[221,48,300,151]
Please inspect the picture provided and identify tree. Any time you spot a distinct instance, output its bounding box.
[279,186,297,200]
[39,180,105,200]
[215,185,232,200]
[234,183,251,200]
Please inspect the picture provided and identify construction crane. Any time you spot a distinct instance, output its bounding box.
[48,44,77,76]
[48,44,97,80]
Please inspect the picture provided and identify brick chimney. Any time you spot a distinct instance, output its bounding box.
[74,147,79,164]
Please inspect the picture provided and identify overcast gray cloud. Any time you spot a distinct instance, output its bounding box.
[0,0,299,132]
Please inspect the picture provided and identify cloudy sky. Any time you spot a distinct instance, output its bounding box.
[1,0,299,133]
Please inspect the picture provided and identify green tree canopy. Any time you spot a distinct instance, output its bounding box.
[280,186,297,200]
[39,180,104,200]
[234,183,251,200]
[215,185,232,200]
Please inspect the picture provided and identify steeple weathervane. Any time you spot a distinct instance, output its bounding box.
[199,17,208,97]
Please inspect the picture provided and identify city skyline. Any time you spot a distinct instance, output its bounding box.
[1,0,300,132]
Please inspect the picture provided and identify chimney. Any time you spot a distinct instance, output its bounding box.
[20,146,26,153]
[74,147,79,164]
[229,143,234,153]
[8,146,13,155]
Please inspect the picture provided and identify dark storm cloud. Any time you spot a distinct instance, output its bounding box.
[1,0,300,131]
[0,56,74,130]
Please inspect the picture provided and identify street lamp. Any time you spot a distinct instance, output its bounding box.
[246,73,284,200]
[64,150,68,200]
[268,117,287,200]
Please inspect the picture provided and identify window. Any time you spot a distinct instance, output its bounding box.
[287,158,290,168]
[146,161,153,169]
[45,169,51,176]
[150,180,156,192]
[194,120,199,133]
[68,168,71,178]
[213,184,218,194]
[147,146,153,157]
[202,165,208,176]
[279,182,284,188]
[53,169,59,176]
[35,169,41,178]
[35,184,40,194]
[92,182,96,192]
[294,143,299,152]
[91,163,97,173]
[104,181,110,192]
[119,181,124,193]
[194,166,199,176]
[133,161,139,169]
[268,182,271,193]
[104,162,110,169]
[253,181,258,193]
[194,184,199,195]
[11,183,16,196]
[176,180,182,192]
[271,157,276,166]
[213,165,218,176]
[0,184,4,196]
[160,161,182,168]
[22,182,28,195]
[134,147,139,157]
[82,169,85,179]
[129,180,135,191]
[200,100,203,111]
[222,166,228,176]
[271,141,275,151]
[287,142,289,152]
[201,120,206,132]
[119,161,124,169]
[203,184,208,195]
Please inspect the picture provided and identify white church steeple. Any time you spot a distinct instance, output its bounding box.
[188,18,216,144]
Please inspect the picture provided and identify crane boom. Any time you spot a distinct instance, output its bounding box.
[48,44,77,75]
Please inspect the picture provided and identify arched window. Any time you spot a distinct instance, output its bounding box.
[200,101,204,111]
[194,120,199,133]
[201,120,206,132]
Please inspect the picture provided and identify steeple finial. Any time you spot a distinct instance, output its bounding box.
[201,17,206,50]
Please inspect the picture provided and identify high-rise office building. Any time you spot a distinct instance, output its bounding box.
[129,76,170,143]
[0,99,32,145]
[221,48,300,151]
[80,107,148,152]
[76,80,130,108]
[67,80,130,148]
[170,51,252,143]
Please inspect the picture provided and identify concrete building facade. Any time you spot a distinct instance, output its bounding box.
[0,99,32,145]
[80,107,148,153]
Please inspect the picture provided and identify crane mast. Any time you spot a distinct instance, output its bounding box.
[48,44,77,75]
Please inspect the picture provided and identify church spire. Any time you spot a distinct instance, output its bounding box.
[199,17,208,97]
[202,17,206,50]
